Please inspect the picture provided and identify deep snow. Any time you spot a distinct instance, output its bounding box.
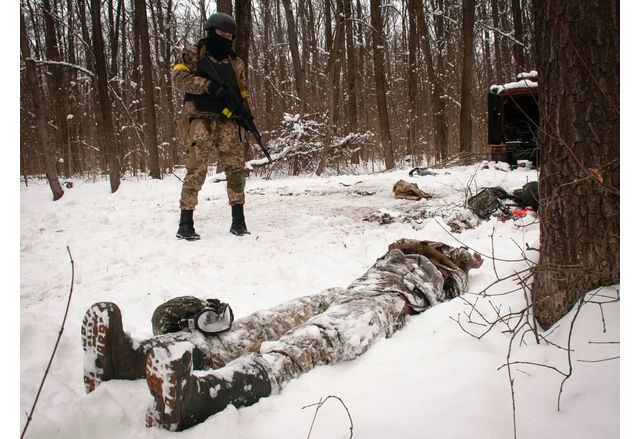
[19,164,620,438]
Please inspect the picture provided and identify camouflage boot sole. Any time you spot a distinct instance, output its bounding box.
[81,302,146,393]
[145,341,193,431]
[81,302,119,393]
[145,344,272,431]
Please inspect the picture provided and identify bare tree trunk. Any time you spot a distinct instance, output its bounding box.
[414,0,447,162]
[459,0,475,154]
[316,0,345,176]
[135,0,161,178]
[343,2,356,124]
[234,0,252,66]
[66,0,82,175]
[21,7,63,200]
[42,0,70,177]
[370,0,395,170]
[90,0,121,192]
[344,0,360,164]
[511,0,526,72]
[407,0,418,163]
[491,0,506,81]
[531,0,619,329]
[281,0,306,114]
[261,0,274,127]
[217,0,233,14]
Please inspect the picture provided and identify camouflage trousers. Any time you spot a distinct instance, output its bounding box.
[180,118,246,209]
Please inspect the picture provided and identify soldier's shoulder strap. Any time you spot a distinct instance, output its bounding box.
[227,56,252,115]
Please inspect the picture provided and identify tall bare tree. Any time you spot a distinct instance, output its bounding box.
[42,0,71,177]
[135,0,161,179]
[531,0,619,329]
[281,0,306,114]
[90,0,121,192]
[510,0,525,72]
[459,0,476,154]
[370,0,395,169]
[20,6,63,200]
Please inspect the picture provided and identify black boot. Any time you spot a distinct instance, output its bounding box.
[230,204,250,236]
[176,209,201,241]
[145,345,272,431]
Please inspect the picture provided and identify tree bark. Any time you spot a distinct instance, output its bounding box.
[407,0,418,163]
[42,0,70,177]
[459,0,475,154]
[281,0,306,115]
[490,0,506,82]
[531,0,620,329]
[234,0,252,67]
[134,0,161,178]
[370,0,395,170]
[90,0,121,192]
[511,0,526,72]
[217,0,233,14]
[21,7,64,200]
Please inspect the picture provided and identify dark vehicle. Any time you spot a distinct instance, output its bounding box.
[488,72,539,166]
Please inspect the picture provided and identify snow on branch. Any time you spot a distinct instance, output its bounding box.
[21,58,95,78]
[243,113,374,176]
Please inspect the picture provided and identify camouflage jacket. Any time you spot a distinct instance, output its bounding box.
[172,44,247,119]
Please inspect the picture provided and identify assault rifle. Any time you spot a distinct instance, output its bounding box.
[196,58,272,162]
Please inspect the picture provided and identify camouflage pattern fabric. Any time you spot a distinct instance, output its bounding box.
[151,296,210,335]
[173,46,247,207]
[393,179,432,201]
[179,118,245,208]
[83,240,481,391]
[466,186,511,219]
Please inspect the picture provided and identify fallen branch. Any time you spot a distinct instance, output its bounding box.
[21,247,75,439]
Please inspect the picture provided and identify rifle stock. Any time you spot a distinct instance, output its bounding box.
[196,58,272,162]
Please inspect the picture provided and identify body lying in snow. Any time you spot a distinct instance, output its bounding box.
[81,238,482,431]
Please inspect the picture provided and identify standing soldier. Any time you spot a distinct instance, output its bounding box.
[172,12,252,239]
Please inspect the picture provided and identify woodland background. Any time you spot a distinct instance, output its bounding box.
[20,0,534,188]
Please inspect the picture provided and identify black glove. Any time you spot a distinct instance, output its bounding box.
[207,81,229,102]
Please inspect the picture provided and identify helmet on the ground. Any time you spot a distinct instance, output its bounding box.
[204,12,237,36]
[151,296,234,335]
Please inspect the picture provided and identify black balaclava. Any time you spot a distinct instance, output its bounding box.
[205,31,233,60]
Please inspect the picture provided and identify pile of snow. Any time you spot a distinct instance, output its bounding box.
[19,164,619,438]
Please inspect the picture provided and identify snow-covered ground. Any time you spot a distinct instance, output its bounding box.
[19,164,619,438]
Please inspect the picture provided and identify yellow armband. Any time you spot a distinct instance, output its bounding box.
[173,63,191,73]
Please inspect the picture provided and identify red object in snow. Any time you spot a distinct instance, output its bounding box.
[512,207,533,218]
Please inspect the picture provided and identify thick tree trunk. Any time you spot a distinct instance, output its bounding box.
[42,0,70,177]
[370,0,395,170]
[90,0,121,192]
[217,0,233,14]
[234,0,252,67]
[531,0,620,330]
[20,7,64,200]
[459,0,475,154]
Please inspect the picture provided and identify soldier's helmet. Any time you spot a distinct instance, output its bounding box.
[205,12,237,36]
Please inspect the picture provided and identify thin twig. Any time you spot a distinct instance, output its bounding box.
[302,395,354,439]
[21,247,75,439]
